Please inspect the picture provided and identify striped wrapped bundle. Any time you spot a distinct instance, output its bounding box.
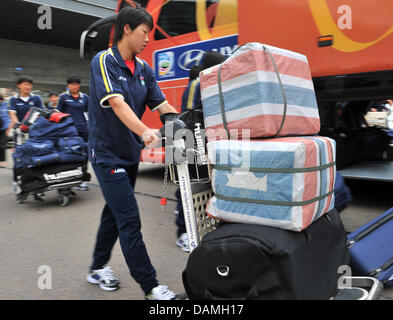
[200,42,320,141]
[206,136,336,231]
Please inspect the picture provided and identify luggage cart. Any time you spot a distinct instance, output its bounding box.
[14,163,89,207]
[12,123,90,207]
[166,132,383,300]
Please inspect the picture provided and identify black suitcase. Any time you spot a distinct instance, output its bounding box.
[182,209,349,300]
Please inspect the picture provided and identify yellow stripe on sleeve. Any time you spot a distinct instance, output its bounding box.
[99,51,110,93]
[151,100,168,112]
[187,79,199,110]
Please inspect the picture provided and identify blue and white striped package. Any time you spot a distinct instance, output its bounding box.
[206,136,336,231]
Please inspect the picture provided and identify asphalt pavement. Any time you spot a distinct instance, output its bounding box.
[0,157,186,300]
[0,149,392,300]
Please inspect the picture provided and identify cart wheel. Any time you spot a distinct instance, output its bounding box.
[34,194,44,202]
[59,194,70,207]
[16,194,24,204]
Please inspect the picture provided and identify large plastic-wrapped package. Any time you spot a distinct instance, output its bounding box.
[200,42,320,141]
[206,136,336,231]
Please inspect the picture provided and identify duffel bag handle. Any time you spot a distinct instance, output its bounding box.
[217,43,288,139]
[183,270,259,300]
[204,285,259,300]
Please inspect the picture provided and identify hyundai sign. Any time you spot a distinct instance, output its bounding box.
[154,34,238,82]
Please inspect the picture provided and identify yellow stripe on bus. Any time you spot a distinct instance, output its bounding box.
[308,0,393,52]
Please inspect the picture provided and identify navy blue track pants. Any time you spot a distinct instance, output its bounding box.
[91,162,158,294]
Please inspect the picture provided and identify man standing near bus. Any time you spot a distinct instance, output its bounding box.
[86,5,180,300]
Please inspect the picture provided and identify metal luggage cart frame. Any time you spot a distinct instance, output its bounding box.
[15,178,84,207]
[169,138,220,252]
[12,124,88,207]
[168,137,383,300]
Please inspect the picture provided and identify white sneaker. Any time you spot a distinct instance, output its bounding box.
[176,233,190,252]
[75,182,89,191]
[12,181,20,193]
[86,266,120,291]
[145,285,178,300]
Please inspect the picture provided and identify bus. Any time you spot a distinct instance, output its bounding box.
[80,0,393,181]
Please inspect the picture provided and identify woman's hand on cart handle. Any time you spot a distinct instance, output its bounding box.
[142,128,160,148]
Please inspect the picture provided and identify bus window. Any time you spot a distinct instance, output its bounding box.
[119,0,148,9]
[154,0,219,40]
[134,0,148,7]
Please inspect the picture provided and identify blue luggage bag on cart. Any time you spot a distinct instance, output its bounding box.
[347,206,393,286]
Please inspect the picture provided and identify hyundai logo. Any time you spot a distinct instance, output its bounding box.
[177,49,205,71]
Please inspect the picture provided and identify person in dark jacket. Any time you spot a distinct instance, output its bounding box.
[8,77,43,188]
[7,76,43,135]
[0,95,10,167]
[46,92,59,109]
[57,77,89,141]
[85,5,179,300]
[57,76,89,191]
[180,65,202,113]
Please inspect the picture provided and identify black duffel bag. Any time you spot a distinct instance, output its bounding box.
[182,209,349,300]
[19,162,90,193]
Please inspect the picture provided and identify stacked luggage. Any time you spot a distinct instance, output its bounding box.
[201,43,335,231]
[182,43,352,299]
[12,108,90,206]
